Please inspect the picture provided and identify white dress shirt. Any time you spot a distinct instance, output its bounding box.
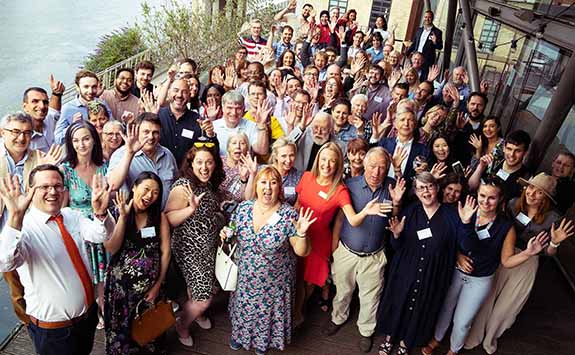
[213,118,259,156]
[417,27,432,53]
[388,138,414,178]
[0,207,114,322]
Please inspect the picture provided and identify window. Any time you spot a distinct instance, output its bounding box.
[329,0,348,13]
[369,0,393,27]
[479,18,501,52]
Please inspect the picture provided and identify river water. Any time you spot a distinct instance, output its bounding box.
[0,0,166,112]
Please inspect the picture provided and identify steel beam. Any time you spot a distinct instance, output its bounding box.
[459,0,481,92]
[442,0,458,73]
[525,54,575,170]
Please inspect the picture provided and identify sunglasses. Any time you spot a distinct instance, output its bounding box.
[194,142,215,148]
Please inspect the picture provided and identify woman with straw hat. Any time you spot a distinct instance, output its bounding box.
[464,172,575,354]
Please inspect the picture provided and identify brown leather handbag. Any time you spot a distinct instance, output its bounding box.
[131,299,176,346]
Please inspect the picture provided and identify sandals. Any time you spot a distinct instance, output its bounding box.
[397,344,409,355]
[421,338,440,355]
[378,340,393,355]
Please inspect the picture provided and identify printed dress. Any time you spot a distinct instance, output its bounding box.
[228,200,298,352]
[61,161,109,284]
[104,216,165,355]
[171,178,220,300]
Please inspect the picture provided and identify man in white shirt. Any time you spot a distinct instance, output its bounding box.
[213,90,269,156]
[0,164,114,355]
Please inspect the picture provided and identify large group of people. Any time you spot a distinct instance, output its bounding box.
[0,1,574,355]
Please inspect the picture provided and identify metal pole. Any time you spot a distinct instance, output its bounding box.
[425,0,432,11]
[525,54,575,170]
[459,0,481,92]
[442,0,458,74]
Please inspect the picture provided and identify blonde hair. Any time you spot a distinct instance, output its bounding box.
[252,165,285,202]
[310,142,344,199]
[271,137,297,165]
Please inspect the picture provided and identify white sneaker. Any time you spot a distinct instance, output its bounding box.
[195,316,212,330]
[178,336,194,347]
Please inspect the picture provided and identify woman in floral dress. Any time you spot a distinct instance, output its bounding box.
[104,172,171,354]
[225,166,316,355]
[60,120,109,327]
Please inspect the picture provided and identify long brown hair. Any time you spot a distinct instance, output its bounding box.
[310,142,344,199]
[514,187,552,224]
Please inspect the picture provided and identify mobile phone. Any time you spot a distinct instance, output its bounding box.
[452,161,465,176]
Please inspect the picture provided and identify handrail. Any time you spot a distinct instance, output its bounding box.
[62,49,152,104]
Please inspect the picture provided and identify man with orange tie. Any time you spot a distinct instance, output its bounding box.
[0,164,114,355]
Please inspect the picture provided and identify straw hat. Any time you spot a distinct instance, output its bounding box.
[518,172,557,204]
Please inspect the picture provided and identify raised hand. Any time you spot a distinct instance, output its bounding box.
[525,231,550,256]
[294,207,318,236]
[299,103,315,129]
[388,216,406,239]
[427,64,441,82]
[392,146,408,172]
[307,78,319,102]
[458,195,478,224]
[39,144,63,165]
[183,184,206,212]
[338,26,346,45]
[480,80,490,94]
[478,153,494,169]
[468,133,483,151]
[224,60,236,89]
[121,123,143,154]
[254,99,273,128]
[91,174,111,214]
[389,178,406,204]
[140,89,159,114]
[72,111,83,123]
[113,190,133,217]
[239,153,258,180]
[0,175,36,218]
[287,0,296,10]
[199,118,215,137]
[351,115,365,131]
[456,111,468,130]
[203,98,221,120]
[551,218,575,245]
[49,74,65,95]
[430,162,448,180]
[371,111,384,140]
[285,101,297,129]
[429,32,437,44]
[447,85,461,107]
[351,56,367,75]
[276,77,288,99]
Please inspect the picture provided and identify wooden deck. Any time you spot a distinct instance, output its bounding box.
[2,258,574,355]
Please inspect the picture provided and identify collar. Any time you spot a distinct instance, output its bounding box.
[29,206,57,225]
[113,89,132,102]
[135,146,163,160]
[72,96,86,107]
[396,137,414,146]
[0,143,31,164]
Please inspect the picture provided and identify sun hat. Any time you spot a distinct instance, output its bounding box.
[518,172,557,204]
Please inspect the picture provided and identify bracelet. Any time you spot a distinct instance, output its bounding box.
[93,211,107,220]
[550,241,560,248]
[52,92,63,97]
[296,232,306,238]
[240,178,248,184]
[257,125,267,131]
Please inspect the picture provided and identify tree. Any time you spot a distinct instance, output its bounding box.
[84,27,147,73]
[138,0,277,70]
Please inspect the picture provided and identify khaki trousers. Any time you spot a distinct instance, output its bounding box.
[3,270,28,324]
[330,242,387,336]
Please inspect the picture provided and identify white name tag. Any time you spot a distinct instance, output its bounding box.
[374,96,383,103]
[515,212,531,226]
[417,228,433,240]
[181,129,195,140]
[496,169,510,181]
[141,227,156,238]
[284,186,295,195]
[318,191,328,200]
[477,228,491,240]
[267,212,281,226]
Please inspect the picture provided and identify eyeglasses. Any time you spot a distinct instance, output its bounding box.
[415,184,436,192]
[103,131,122,137]
[3,128,33,138]
[37,184,66,193]
[194,142,215,148]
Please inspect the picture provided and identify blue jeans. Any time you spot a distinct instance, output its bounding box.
[28,304,98,355]
[434,269,494,353]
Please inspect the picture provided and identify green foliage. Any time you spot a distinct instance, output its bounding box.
[84,27,147,73]
[138,0,278,70]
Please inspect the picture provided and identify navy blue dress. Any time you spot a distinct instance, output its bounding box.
[376,202,473,348]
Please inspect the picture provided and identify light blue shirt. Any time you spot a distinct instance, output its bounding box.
[54,97,112,145]
[30,108,59,153]
[213,118,259,156]
[106,145,177,210]
[0,144,28,231]
[366,47,384,64]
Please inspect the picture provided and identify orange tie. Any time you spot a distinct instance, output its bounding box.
[50,214,95,307]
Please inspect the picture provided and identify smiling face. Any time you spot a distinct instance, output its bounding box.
[332,103,350,127]
[318,148,339,179]
[170,79,191,112]
[223,101,244,126]
[477,184,502,215]
[405,70,417,85]
[368,68,382,86]
[72,127,94,158]
[138,120,161,154]
[1,119,32,159]
[388,52,400,66]
[136,68,153,88]
[115,70,133,95]
[525,184,546,208]
[250,21,262,37]
[351,99,367,119]
[411,54,424,70]
[443,183,463,204]
[102,123,123,150]
[256,171,281,205]
[467,95,486,120]
[432,137,450,162]
[552,154,575,178]
[132,178,161,212]
[248,85,267,111]
[31,170,65,215]
[282,27,293,44]
[77,76,99,102]
[324,78,339,98]
[395,112,416,139]
[192,150,215,184]
[482,118,499,139]
[504,142,526,169]
[275,144,296,174]
[348,149,366,170]
[88,110,109,135]
[282,51,295,67]
[415,179,438,206]
[23,90,49,121]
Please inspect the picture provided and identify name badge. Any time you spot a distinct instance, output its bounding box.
[267,212,281,226]
[141,227,156,238]
[374,96,383,103]
[284,186,295,195]
[417,228,433,240]
[477,228,491,240]
[496,169,510,181]
[515,212,531,226]
[318,191,328,200]
[181,129,195,140]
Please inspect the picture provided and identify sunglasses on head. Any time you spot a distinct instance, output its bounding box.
[194,141,215,148]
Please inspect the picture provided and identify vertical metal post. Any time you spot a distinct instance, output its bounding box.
[525,54,575,170]
[425,0,432,11]
[442,0,458,73]
[459,0,481,92]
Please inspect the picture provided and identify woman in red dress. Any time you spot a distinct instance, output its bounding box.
[294,142,389,325]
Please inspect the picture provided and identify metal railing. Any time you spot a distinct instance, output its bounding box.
[61,49,152,104]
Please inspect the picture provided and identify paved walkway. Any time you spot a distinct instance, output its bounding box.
[1,257,573,354]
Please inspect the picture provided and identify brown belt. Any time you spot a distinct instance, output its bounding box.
[29,309,92,329]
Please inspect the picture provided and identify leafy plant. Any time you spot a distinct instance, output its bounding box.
[84,27,147,73]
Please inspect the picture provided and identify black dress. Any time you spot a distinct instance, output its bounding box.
[377,202,472,348]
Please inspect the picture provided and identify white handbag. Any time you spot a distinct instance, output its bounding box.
[215,243,238,291]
